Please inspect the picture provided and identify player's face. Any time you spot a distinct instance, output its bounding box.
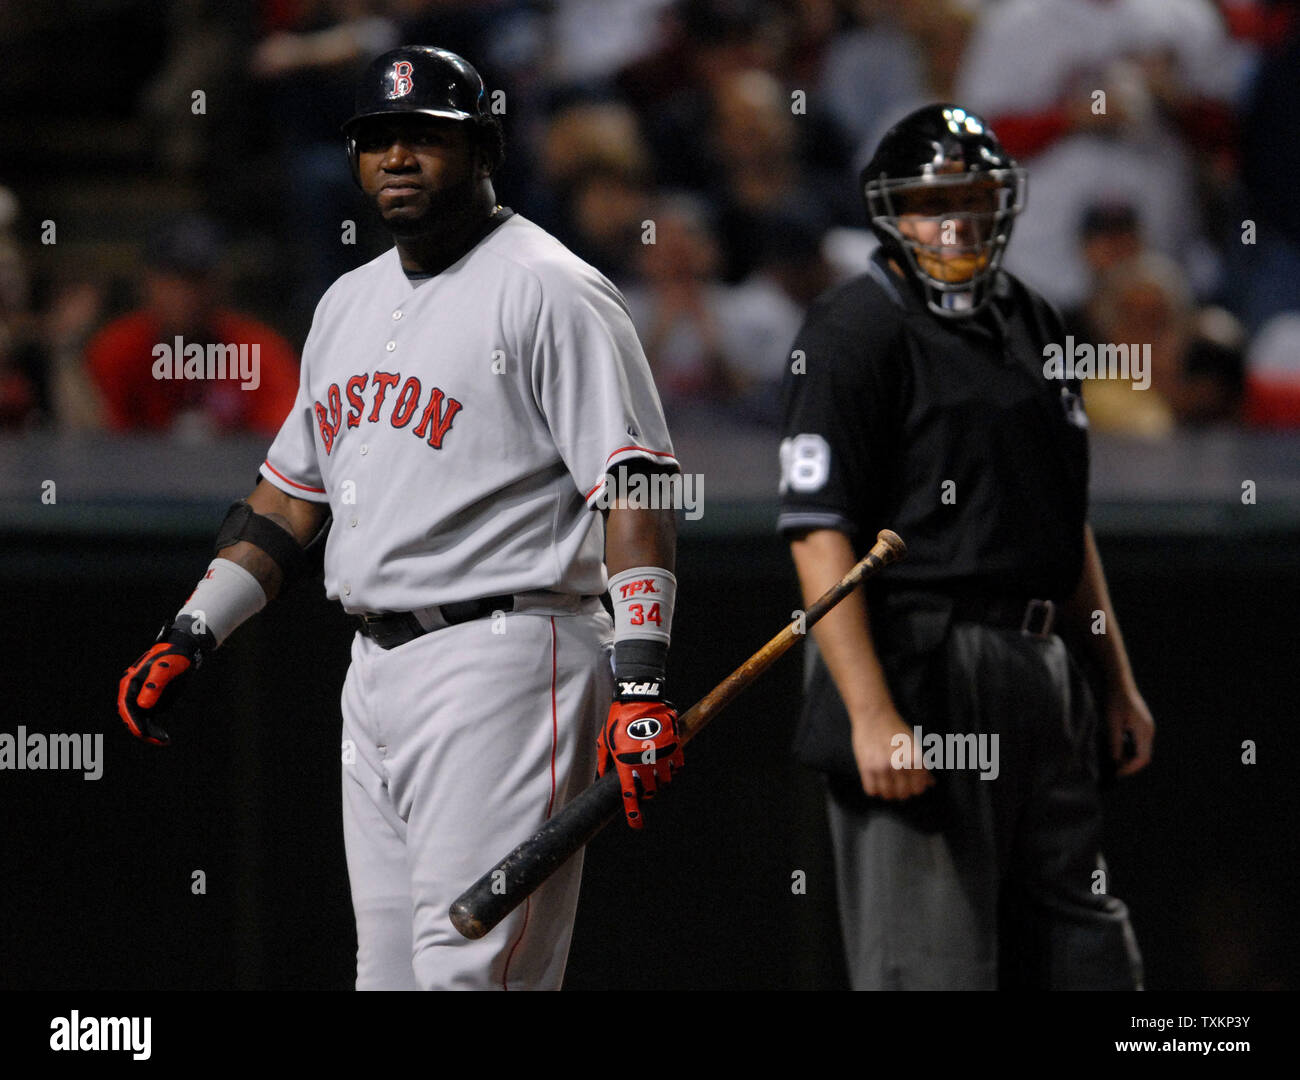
[893,178,1003,283]
[355,115,481,233]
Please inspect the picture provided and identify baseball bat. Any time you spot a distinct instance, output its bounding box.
[449,528,907,940]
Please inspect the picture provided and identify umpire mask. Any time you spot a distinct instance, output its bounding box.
[862,104,1026,319]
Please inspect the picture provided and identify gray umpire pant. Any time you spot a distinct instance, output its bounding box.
[824,618,1144,990]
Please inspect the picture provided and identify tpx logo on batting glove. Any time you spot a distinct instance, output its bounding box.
[117,617,215,746]
[597,699,683,829]
[617,678,662,698]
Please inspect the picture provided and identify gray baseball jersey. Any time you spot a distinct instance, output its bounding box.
[260,211,676,613]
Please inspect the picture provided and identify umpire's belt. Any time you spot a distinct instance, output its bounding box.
[950,593,1058,638]
[880,588,1059,639]
[356,592,599,650]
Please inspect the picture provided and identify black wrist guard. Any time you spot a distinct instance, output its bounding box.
[160,614,218,664]
[614,638,668,701]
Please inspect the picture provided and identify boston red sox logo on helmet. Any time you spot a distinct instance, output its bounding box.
[388,60,414,99]
[342,46,495,182]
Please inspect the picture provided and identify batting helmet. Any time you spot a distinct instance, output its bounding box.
[861,104,1026,319]
[342,46,501,180]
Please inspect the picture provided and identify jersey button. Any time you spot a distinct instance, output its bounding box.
[392,310,402,320]
[343,584,351,597]
[359,444,369,455]
[350,517,358,528]
[385,340,396,352]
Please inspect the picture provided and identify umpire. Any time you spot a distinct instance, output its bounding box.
[778,104,1152,990]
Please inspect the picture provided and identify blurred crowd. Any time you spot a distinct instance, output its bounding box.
[2,0,1300,438]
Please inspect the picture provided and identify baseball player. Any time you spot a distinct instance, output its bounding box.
[778,104,1153,989]
[117,46,683,991]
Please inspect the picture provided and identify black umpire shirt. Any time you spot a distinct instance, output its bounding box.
[778,250,1091,774]
[778,248,1089,599]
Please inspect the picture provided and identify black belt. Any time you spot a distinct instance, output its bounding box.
[949,594,1058,637]
[357,594,515,650]
[877,588,1060,638]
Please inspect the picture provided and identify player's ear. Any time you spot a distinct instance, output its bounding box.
[471,117,503,180]
[475,138,495,180]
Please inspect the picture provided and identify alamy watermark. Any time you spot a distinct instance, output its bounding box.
[152,336,261,390]
[1,727,103,780]
[1043,337,1150,390]
[593,465,704,521]
[50,1012,150,1060]
[890,725,1000,780]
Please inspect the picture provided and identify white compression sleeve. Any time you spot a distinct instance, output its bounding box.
[177,558,268,646]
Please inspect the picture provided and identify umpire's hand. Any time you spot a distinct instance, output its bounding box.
[851,705,934,800]
[1107,685,1155,777]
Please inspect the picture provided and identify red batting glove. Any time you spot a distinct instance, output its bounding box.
[598,699,683,829]
[117,617,213,746]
